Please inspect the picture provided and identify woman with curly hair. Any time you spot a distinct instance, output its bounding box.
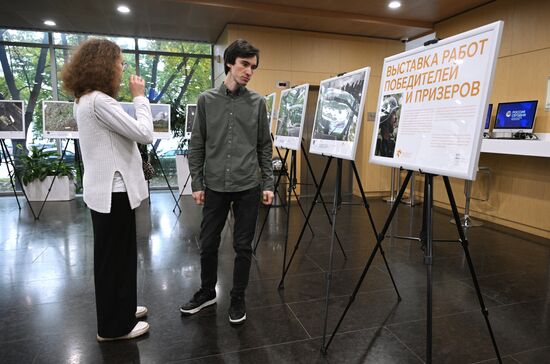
[61,38,153,341]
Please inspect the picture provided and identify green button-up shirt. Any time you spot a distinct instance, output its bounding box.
[188,83,274,193]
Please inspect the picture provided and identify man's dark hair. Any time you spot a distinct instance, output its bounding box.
[223,39,260,75]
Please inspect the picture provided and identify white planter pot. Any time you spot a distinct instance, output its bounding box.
[23,176,76,201]
[176,154,192,196]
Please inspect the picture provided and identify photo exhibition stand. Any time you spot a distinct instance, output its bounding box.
[150,142,181,213]
[254,136,346,255]
[322,170,502,363]
[254,138,349,255]
[0,138,37,217]
[172,154,191,213]
[276,154,401,349]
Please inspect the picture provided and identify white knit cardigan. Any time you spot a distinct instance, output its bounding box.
[75,91,153,213]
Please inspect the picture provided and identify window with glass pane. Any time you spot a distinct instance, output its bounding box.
[138,38,211,55]
[1,28,213,195]
[0,29,49,44]
[53,32,136,50]
[0,40,53,193]
[139,54,211,188]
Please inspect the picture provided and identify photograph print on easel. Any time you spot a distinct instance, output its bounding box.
[274,84,309,151]
[0,100,25,139]
[369,21,503,180]
[43,100,79,139]
[120,102,171,140]
[310,67,370,161]
[150,104,171,139]
[374,93,403,158]
[265,92,276,132]
[185,104,197,138]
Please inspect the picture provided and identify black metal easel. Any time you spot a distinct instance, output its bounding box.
[289,156,401,349]
[150,142,181,213]
[0,139,37,218]
[322,170,502,363]
[277,156,398,294]
[172,154,192,213]
[255,140,348,257]
[252,144,317,255]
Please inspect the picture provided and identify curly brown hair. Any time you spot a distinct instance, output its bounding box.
[61,38,122,99]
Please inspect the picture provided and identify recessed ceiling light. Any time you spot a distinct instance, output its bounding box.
[117,5,131,14]
[388,1,402,9]
[43,20,56,26]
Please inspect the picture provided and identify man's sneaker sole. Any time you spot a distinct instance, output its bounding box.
[229,313,246,324]
[179,298,217,315]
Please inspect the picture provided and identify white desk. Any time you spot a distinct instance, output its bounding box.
[481,133,550,157]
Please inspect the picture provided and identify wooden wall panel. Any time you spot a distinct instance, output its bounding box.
[433,0,550,238]
[509,0,550,54]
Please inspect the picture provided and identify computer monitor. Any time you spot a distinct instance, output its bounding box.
[494,100,538,134]
[484,103,493,131]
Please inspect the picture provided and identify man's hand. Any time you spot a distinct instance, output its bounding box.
[262,190,274,205]
[192,190,205,205]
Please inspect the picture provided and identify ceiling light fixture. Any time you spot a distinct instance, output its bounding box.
[117,5,131,14]
[388,1,402,9]
[43,20,56,26]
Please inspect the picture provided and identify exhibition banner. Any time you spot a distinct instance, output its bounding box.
[0,100,25,139]
[186,104,197,137]
[369,21,504,180]
[265,93,276,132]
[43,101,78,139]
[274,84,309,151]
[310,67,370,161]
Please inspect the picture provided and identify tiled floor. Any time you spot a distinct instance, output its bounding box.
[1,190,549,363]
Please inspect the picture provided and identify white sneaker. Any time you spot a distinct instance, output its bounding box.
[96,321,150,342]
[136,306,148,318]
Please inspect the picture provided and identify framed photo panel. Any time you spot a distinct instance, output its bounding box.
[309,67,370,160]
[0,100,25,139]
[120,102,171,140]
[274,84,309,151]
[369,21,504,180]
[43,100,78,139]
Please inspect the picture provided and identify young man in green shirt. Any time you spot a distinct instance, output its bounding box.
[180,39,274,324]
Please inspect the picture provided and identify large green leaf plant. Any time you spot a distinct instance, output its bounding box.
[15,145,75,186]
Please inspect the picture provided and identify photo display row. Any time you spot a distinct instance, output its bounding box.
[267,21,502,180]
[42,100,171,140]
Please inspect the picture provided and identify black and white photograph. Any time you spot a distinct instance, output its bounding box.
[274,84,309,150]
[310,67,370,160]
[0,100,25,139]
[43,100,79,139]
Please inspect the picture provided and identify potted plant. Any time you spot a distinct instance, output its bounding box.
[15,145,76,201]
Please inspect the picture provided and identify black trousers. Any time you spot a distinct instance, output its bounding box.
[91,193,138,338]
[200,186,260,298]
